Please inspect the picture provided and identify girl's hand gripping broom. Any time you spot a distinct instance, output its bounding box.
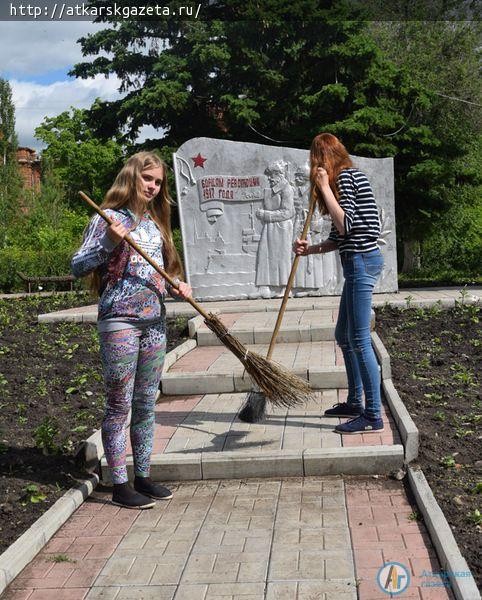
[79,191,313,409]
[238,189,319,423]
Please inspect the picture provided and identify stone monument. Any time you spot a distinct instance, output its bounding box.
[173,137,397,301]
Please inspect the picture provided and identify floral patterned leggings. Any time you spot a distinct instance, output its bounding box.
[99,322,166,485]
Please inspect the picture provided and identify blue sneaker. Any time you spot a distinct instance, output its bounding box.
[334,414,384,435]
[324,402,363,418]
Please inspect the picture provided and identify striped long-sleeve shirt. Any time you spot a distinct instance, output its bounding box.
[328,168,381,253]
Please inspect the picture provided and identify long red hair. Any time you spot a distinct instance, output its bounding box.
[310,133,353,214]
[90,152,183,295]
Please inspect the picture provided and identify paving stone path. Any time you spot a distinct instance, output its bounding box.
[4,477,454,600]
[2,288,479,599]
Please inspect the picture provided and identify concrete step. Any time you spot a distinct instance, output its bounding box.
[103,445,404,481]
[191,309,375,345]
[101,390,404,481]
[161,340,348,395]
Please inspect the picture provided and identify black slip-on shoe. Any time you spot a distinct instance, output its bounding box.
[111,483,156,509]
[134,476,173,500]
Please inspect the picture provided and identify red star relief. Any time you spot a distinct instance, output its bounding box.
[191,153,207,168]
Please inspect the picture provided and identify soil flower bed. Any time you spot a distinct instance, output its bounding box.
[376,298,481,589]
[0,292,189,555]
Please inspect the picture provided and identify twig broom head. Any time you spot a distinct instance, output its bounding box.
[204,312,313,408]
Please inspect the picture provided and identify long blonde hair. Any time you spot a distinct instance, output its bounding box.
[91,151,183,295]
[310,133,353,214]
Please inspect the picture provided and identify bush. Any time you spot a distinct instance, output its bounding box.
[0,177,90,292]
[399,270,482,288]
[172,228,183,261]
[0,248,77,292]
[417,179,481,277]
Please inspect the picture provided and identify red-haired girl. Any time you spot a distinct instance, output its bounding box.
[294,133,384,434]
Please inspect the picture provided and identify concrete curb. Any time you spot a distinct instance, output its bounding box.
[36,289,481,322]
[197,323,339,346]
[187,314,206,338]
[304,446,404,476]
[373,295,480,310]
[76,428,104,472]
[408,467,481,600]
[163,338,197,371]
[382,379,419,463]
[371,330,392,380]
[0,473,99,596]
[195,311,374,347]
[371,331,419,464]
[101,445,405,482]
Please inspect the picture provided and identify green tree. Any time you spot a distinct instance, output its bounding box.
[0,78,17,166]
[0,78,22,249]
[71,5,427,152]
[370,21,481,273]
[71,3,476,275]
[35,107,124,206]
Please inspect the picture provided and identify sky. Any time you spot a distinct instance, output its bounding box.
[0,21,159,151]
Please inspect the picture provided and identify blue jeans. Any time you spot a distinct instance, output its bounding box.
[335,249,384,419]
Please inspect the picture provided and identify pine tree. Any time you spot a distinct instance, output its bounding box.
[70,2,475,271]
[71,3,425,154]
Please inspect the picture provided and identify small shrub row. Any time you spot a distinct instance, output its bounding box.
[0,248,78,293]
[0,227,184,293]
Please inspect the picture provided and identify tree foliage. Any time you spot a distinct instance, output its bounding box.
[0,78,17,166]
[69,3,480,272]
[35,107,124,206]
[0,78,22,249]
[72,7,426,152]
[370,21,481,271]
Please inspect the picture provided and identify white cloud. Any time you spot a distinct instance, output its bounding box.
[11,75,123,150]
[0,21,105,76]
[0,20,119,150]
[2,20,165,151]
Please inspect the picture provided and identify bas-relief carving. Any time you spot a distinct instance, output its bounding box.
[255,160,294,298]
[290,162,339,296]
[174,138,397,301]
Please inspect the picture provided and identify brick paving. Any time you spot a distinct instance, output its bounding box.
[2,476,456,600]
[345,478,456,600]
[168,341,338,375]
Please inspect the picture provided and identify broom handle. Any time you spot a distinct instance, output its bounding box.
[78,191,213,321]
[266,192,318,360]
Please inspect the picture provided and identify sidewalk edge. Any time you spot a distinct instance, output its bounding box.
[371,331,419,463]
[382,378,419,464]
[407,467,481,600]
[0,473,99,595]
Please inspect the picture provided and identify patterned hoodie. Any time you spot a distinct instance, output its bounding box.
[71,208,170,330]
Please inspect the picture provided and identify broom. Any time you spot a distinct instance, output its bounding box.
[79,191,312,409]
[238,188,319,422]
